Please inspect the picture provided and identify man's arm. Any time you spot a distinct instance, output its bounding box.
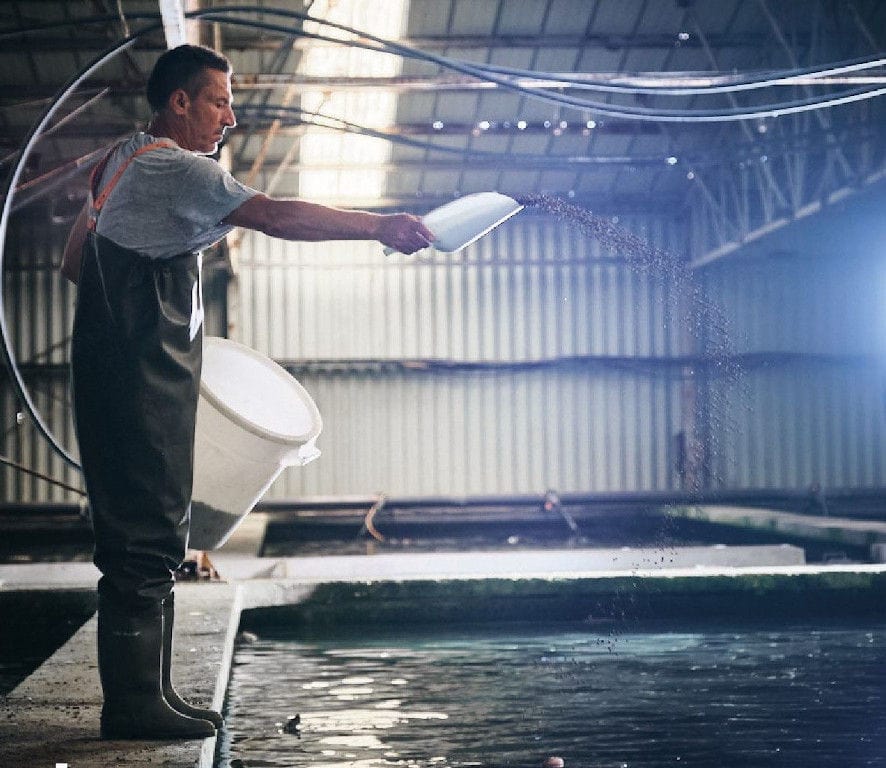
[222,194,434,255]
[61,202,90,284]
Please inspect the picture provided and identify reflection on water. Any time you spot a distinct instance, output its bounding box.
[218,622,886,768]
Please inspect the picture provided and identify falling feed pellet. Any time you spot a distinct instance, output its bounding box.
[517,193,746,494]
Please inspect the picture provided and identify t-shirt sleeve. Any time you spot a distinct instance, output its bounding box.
[95,140,262,258]
[175,154,259,230]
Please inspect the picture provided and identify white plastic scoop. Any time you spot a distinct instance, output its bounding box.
[385,191,523,255]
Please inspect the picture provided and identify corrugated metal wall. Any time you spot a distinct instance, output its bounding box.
[233,212,693,498]
[1,218,80,501]
[236,215,685,362]
[267,367,683,497]
[2,208,884,502]
[0,217,228,503]
[708,361,885,489]
[701,248,886,490]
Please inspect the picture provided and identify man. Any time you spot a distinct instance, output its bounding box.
[62,44,433,740]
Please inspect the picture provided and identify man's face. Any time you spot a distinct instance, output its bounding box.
[176,68,236,154]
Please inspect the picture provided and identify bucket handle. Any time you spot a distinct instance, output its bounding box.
[286,438,321,467]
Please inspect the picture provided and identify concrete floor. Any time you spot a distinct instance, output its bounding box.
[1,542,885,768]
[0,581,238,768]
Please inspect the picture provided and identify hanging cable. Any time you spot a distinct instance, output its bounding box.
[2,5,883,101]
[466,57,886,95]
[205,4,886,92]
[196,8,886,122]
[0,32,151,468]
[0,12,161,40]
[2,6,883,114]
[237,101,878,171]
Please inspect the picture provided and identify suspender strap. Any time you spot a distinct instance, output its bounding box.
[87,140,175,231]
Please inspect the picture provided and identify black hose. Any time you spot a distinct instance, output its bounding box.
[0,32,149,469]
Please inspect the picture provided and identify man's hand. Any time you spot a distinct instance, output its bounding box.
[376,213,435,255]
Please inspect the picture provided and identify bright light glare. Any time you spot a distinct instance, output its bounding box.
[298,1,408,202]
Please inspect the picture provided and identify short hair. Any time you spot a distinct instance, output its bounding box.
[146,44,231,113]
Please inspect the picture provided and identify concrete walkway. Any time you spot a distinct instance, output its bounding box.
[672,505,886,551]
[0,582,240,768]
[1,545,885,768]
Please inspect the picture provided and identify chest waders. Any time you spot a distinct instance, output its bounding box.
[71,141,220,739]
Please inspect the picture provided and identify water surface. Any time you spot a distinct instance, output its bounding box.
[219,621,886,767]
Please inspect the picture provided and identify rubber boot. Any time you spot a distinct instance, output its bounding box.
[162,594,224,728]
[98,597,216,740]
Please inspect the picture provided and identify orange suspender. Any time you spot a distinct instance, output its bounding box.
[87,140,175,231]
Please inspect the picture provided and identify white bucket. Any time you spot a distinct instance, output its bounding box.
[189,336,322,550]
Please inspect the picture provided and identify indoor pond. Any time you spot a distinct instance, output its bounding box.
[218,620,886,768]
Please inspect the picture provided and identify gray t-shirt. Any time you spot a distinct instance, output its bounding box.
[93,133,259,259]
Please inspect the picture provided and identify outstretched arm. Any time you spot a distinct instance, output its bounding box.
[222,194,434,255]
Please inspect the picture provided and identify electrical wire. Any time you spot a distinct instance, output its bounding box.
[237,104,547,159]
[239,102,878,171]
[0,32,150,468]
[21,97,871,212]
[199,7,886,121]
[468,58,886,96]
[213,3,886,97]
[2,6,883,114]
[1,7,882,97]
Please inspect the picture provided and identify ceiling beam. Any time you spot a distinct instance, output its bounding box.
[5,119,662,140]
[10,119,877,162]
[0,30,790,54]
[691,167,886,269]
[231,72,886,92]
[230,157,681,174]
[296,30,801,51]
[158,0,188,49]
[8,67,882,105]
[11,188,687,218]
[230,120,661,137]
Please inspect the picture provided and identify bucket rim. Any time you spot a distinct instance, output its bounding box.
[199,336,322,446]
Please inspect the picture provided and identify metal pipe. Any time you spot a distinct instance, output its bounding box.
[0,453,85,496]
[3,488,884,518]
[253,488,884,515]
[0,34,144,468]
[11,145,110,211]
[159,0,188,49]
[41,87,111,139]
